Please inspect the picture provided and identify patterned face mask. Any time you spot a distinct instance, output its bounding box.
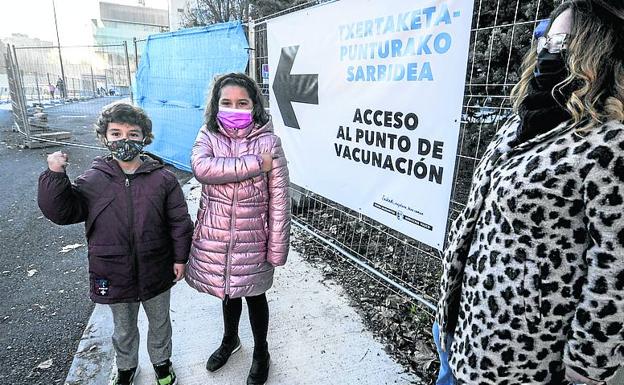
[105,138,144,162]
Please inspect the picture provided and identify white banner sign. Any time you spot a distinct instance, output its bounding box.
[267,0,474,250]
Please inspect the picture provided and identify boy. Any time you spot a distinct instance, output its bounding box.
[38,103,193,385]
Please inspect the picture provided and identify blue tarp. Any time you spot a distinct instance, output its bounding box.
[136,21,249,171]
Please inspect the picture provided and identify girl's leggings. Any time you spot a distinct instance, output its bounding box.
[222,293,269,356]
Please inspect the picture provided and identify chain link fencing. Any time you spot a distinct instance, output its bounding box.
[6,42,134,149]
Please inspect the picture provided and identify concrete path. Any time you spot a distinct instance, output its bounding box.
[64,179,418,385]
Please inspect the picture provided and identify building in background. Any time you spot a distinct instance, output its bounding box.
[1,35,55,97]
[1,34,57,92]
[1,34,54,49]
[93,1,169,46]
[169,0,188,31]
[92,1,169,91]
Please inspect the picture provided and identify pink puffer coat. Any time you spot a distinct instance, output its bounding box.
[185,119,290,299]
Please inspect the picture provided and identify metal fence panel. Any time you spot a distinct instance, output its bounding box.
[252,0,562,315]
[10,43,133,149]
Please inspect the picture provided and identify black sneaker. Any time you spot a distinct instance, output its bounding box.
[206,336,242,372]
[113,367,138,385]
[247,352,270,385]
[153,360,177,385]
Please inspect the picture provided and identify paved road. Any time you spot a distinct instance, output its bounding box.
[0,97,191,385]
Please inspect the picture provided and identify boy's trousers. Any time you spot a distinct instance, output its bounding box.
[108,289,172,370]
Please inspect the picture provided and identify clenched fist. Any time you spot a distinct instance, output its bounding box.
[47,151,69,173]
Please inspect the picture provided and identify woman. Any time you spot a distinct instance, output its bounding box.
[185,73,290,385]
[436,1,624,384]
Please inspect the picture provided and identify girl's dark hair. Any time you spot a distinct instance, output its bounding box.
[511,0,624,130]
[95,102,154,144]
[204,72,269,133]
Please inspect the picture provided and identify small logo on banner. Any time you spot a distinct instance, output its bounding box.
[373,202,433,231]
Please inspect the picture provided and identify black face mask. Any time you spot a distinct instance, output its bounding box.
[514,49,572,146]
[533,49,568,90]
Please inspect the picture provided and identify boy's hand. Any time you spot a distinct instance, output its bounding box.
[47,151,69,173]
[173,263,186,282]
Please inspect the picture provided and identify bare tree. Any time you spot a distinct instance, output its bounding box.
[181,0,317,27]
[249,0,310,19]
[181,0,251,26]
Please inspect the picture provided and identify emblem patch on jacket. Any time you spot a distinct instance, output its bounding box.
[95,279,110,296]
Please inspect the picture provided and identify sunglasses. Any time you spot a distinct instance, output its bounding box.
[536,33,570,54]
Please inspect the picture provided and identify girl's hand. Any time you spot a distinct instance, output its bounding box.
[260,152,273,172]
[173,263,186,282]
[47,151,69,173]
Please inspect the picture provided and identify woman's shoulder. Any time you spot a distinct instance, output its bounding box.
[581,120,624,142]
[570,120,624,179]
[479,114,520,156]
[570,120,624,158]
[497,114,521,137]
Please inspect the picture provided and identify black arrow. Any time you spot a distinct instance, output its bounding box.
[272,45,318,129]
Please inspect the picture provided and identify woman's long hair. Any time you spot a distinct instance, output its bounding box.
[511,0,624,130]
[204,73,270,133]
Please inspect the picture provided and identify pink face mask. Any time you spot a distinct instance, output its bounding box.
[217,107,253,129]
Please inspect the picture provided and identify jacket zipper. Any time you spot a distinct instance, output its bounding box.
[225,140,240,296]
[125,177,139,301]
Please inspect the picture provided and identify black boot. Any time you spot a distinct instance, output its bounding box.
[206,336,241,372]
[247,346,270,385]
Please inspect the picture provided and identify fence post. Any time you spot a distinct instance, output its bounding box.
[91,66,96,97]
[10,45,31,141]
[133,37,139,71]
[34,72,41,104]
[248,18,257,82]
[52,0,67,99]
[123,41,133,103]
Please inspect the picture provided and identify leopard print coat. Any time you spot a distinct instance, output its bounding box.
[436,116,624,384]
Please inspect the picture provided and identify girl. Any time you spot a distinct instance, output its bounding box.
[185,73,290,385]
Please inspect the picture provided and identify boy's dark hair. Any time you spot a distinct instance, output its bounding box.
[95,102,154,145]
[204,72,269,133]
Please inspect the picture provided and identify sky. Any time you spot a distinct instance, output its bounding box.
[0,0,169,45]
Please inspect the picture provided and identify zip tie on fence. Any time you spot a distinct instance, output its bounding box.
[292,217,437,312]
